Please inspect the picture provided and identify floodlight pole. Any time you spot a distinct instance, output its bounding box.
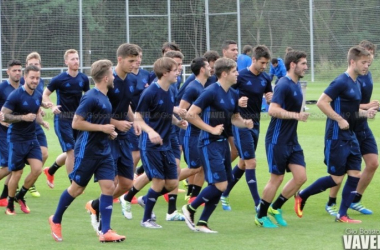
[79,0,83,71]
[205,0,210,51]
[126,0,130,43]
[309,0,314,82]
[237,0,241,53]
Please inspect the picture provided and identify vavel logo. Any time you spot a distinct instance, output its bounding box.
[343,229,380,249]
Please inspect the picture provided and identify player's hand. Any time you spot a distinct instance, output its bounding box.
[0,111,3,122]
[148,130,163,145]
[52,105,62,114]
[22,113,36,122]
[210,124,224,135]
[116,120,133,132]
[177,119,188,130]
[338,119,349,130]
[109,131,118,140]
[368,100,380,110]
[134,124,142,136]
[42,101,53,109]
[367,107,377,119]
[40,109,46,117]
[41,121,49,130]
[0,121,9,127]
[244,119,254,129]
[238,96,248,108]
[176,108,187,119]
[297,112,310,122]
[102,124,115,135]
[265,92,273,103]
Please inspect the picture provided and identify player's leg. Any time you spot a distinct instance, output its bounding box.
[44,152,66,189]
[0,138,11,205]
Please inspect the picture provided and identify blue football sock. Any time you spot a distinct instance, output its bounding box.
[245,169,260,206]
[100,194,113,234]
[199,192,222,222]
[299,176,336,200]
[338,176,359,217]
[190,185,221,210]
[143,188,160,222]
[53,189,75,224]
[222,165,245,197]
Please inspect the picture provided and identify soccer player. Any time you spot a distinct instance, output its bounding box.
[255,50,309,228]
[324,40,379,216]
[1,65,48,215]
[182,57,253,233]
[134,56,186,228]
[49,59,125,243]
[0,60,23,207]
[269,57,287,84]
[294,46,374,223]
[43,49,90,186]
[237,45,253,70]
[220,45,273,211]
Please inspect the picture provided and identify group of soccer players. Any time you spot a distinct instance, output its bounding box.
[0,38,378,243]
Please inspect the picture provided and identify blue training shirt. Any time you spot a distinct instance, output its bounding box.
[355,71,373,131]
[178,74,217,102]
[4,86,42,142]
[47,72,89,120]
[265,76,303,145]
[127,68,150,112]
[234,68,272,127]
[136,82,175,151]
[0,81,18,137]
[324,72,362,140]
[74,88,113,158]
[269,58,287,81]
[193,82,239,147]
[237,54,252,70]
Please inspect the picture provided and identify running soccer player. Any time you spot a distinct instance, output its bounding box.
[294,46,374,224]
[43,49,90,185]
[324,40,379,216]
[255,50,309,228]
[182,57,253,233]
[49,59,125,243]
[2,65,48,215]
[221,45,273,211]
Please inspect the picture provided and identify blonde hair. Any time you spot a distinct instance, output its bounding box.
[64,49,78,60]
[26,52,41,64]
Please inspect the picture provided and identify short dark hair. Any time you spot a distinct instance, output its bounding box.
[221,40,237,50]
[203,50,220,62]
[242,45,252,55]
[359,40,376,55]
[153,57,177,80]
[347,46,371,65]
[164,51,184,60]
[284,50,307,71]
[7,59,22,68]
[91,59,113,83]
[252,45,271,60]
[190,57,207,76]
[271,58,278,65]
[116,43,140,58]
[24,65,40,76]
[161,42,181,54]
[214,58,236,79]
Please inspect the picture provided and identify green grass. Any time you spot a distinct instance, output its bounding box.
[2,81,380,250]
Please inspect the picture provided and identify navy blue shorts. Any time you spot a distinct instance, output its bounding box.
[0,139,8,167]
[141,149,177,180]
[200,139,232,184]
[179,129,185,146]
[233,126,259,160]
[70,155,115,187]
[110,139,134,180]
[266,143,305,175]
[8,139,42,171]
[324,138,362,176]
[54,117,76,152]
[126,127,139,151]
[36,125,48,148]
[355,128,378,155]
[183,135,202,168]
[170,132,181,160]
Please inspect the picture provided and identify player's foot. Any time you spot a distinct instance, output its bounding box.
[335,214,362,223]
[43,167,54,189]
[137,196,156,221]
[195,222,218,233]
[119,196,132,220]
[268,206,287,226]
[294,191,304,218]
[49,215,62,242]
[166,210,185,221]
[99,229,125,243]
[28,185,40,198]
[17,198,30,214]
[254,215,278,228]
[325,203,338,216]
[350,202,373,215]
[188,196,204,206]
[85,200,100,232]
[0,198,8,207]
[182,204,196,231]
[140,219,162,229]
[113,198,119,203]
[220,195,231,211]
[5,207,16,215]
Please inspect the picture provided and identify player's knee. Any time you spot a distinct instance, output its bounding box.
[295,175,307,186]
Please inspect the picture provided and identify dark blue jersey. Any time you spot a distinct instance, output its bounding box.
[182,79,204,136]
[107,70,133,140]
[193,82,239,147]
[74,88,112,158]
[20,77,44,95]
[265,76,303,145]
[178,74,217,102]
[355,72,373,131]
[324,72,361,140]
[0,81,17,136]
[136,82,175,151]
[4,86,42,142]
[47,72,89,120]
[127,68,150,112]
[234,68,272,127]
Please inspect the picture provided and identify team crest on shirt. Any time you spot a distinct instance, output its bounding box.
[293,91,297,96]
[261,79,266,86]
[171,95,174,103]
[230,99,235,105]
[362,82,366,87]
[79,81,83,87]
[35,99,40,106]
[213,172,220,180]
[129,86,134,93]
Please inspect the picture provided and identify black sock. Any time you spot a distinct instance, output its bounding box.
[0,184,8,199]
[16,186,28,200]
[91,198,100,212]
[135,165,145,175]
[125,186,140,202]
[272,194,288,210]
[168,194,177,214]
[190,185,201,197]
[196,220,208,227]
[187,184,193,196]
[161,187,169,195]
[7,196,15,210]
[48,162,61,176]
[258,199,271,218]
[352,193,362,203]
[327,196,337,206]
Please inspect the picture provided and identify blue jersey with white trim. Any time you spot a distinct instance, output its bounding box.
[0,80,17,137]
[127,68,150,112]
[182,79,205,136]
